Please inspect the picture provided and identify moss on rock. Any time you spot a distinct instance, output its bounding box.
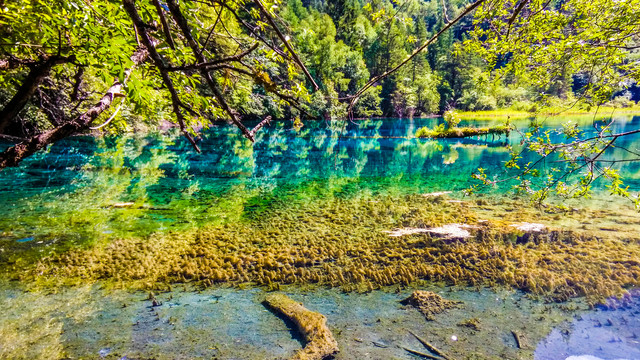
[400,290,463,320]
[264,293,338,360]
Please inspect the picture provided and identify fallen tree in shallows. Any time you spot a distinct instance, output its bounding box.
[263,293,339,360]
[415,125,511,139]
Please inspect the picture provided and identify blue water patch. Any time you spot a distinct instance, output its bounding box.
[98,347,111,357]
[2,116,640,246]
[16,236,34,243]
[535,290,640,359]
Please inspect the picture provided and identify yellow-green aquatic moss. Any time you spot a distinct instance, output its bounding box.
[23,194,640,302]
[457,317,481,331]
[264,293,339,360]
[0,284,99,360]
[400,290,463,320]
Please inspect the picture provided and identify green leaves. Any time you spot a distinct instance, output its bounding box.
[443,110,461,128]
[468,0,640,106]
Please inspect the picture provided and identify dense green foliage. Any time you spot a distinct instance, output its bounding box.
[468,0,640,107]
[3,0,637,139]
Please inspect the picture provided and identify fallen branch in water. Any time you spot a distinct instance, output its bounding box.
[511,330,528,349]
[263,293,338,360]
[401,345,442,359]
[408,329,454,360]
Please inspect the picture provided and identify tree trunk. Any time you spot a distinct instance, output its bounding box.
[123,0,201,152]
[35,78,67,126]
[0,83,123,169]
[0,49,148,170]
[0,55,73,134]
[165,0,253,141]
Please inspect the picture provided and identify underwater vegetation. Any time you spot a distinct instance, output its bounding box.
[15,193,640,304]
[401,290,463,321]
[3,120,640,360]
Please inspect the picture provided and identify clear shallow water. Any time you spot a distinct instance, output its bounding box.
[536,290,640,359]
[0,282,603,360]
[1,281,637,360]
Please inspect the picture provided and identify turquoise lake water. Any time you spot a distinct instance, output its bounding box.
[1,116,639,243]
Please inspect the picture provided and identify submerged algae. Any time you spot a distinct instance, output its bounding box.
[401,290,463,321]
[19,193,640,303]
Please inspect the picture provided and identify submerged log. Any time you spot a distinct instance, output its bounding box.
[511,330,528,349]
[264,293,339,360]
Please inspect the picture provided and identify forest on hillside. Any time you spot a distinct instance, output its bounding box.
[278,0,640,118]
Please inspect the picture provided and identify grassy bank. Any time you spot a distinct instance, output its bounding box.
[458,105,640,120]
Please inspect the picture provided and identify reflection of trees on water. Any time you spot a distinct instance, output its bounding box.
[2,117,639,242]
[172,119,520,195]
[0,133,182,241]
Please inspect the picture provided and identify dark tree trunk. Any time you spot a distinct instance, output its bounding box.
[0,82,124,169]
[70,66,85,102]
[0,49,148,170]
[35,78,67,126]
[0,55,73,134]
[0,57,33,71]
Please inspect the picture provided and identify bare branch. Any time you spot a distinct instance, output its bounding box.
[35,79,66,126]
[165,0,254,141]
[442,0,451,23]
[89,98,125,130]
[211,4,245,47]
[348,0,486,112]
[252,0,319,91]
[203,3,224,50]
[249,115,271,138]
[506,0,530,38]
[0,134,25,142]
[166,42,258,72]
[70,65,85,102]
[151,0,176,50]
[123,0,201,152]
[208,63,253,76]
[0,57,37,71]
[215,0,290,59]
